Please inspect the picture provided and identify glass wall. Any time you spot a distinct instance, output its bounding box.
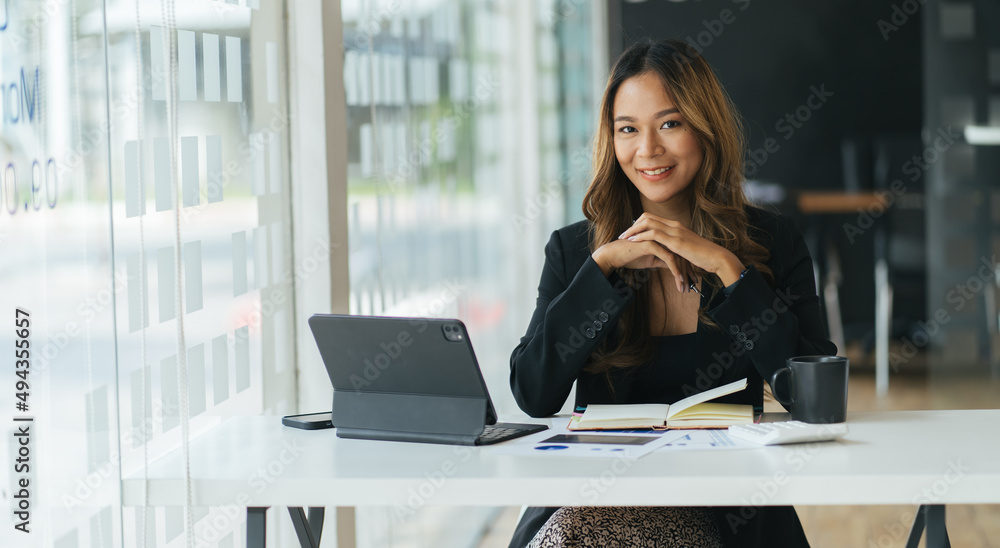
[108,0,295,545]
[0,1,121,545]
[341,0,601,545]
[0,0,295,546]
[0,0,605,545]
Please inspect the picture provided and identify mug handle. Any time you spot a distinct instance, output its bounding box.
[770,367,797,406]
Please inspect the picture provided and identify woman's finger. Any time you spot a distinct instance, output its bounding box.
[670,255,696,293]
[628,229,689,264]
[623,234,689,291]
[620,214,665,240]
[622,213,684,238]
[643,242,684,292]
[682,260,698,293]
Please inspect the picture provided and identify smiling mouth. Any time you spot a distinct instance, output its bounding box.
[640,166,673,175]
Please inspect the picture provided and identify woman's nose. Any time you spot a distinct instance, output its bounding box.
[637,131,663,157]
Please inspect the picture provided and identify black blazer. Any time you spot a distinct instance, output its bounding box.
[507,206,835,548]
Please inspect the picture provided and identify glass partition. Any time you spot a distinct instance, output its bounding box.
[0,0,121,545]
[0,0,294,546]
[341,0,600,544]
[103,0,294,545]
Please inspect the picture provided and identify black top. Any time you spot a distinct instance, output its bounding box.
[510,206,836,418]
[506,207,833,548]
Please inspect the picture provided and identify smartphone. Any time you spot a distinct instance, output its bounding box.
[281,412,334,430]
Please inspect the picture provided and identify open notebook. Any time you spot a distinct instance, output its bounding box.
[568,378,754,430]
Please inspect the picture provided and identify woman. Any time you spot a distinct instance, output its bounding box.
[507,39,836,547]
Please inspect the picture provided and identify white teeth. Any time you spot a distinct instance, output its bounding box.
[641,167,671,175]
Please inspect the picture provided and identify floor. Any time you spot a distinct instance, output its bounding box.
[475,348,1000,548]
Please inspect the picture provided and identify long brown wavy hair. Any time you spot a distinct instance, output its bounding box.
[583,39,773,374]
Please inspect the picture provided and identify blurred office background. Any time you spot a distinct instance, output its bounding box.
[0,0,997,547]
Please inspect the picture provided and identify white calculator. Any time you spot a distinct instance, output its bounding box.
[728,421,848,445]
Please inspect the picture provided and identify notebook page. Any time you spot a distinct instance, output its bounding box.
[582,403,670,422]
[669,403,753,420]
[665,378,748,419]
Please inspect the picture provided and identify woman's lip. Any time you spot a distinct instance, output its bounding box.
[637,166,675,181]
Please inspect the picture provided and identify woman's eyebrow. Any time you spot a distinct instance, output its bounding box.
[613,108,680,123]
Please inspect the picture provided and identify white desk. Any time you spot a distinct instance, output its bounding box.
[122,410,1000,547]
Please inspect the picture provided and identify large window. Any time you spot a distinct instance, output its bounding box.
[0,1,295,546]
[107,1,296,545]
[0,0,605,545]
[341,0,603,544]
[0,0,122,545]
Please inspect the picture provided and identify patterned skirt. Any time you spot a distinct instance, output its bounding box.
[527,506,724,548]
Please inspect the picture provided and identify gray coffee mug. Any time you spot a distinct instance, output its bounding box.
[770,356,848,423]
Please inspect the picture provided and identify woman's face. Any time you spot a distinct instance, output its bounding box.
[612,72,704,212]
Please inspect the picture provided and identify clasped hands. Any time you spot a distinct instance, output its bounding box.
[591,212,745,293]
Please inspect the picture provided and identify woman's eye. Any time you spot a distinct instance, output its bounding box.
[618,126,636,134]
[662,120,681,129]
